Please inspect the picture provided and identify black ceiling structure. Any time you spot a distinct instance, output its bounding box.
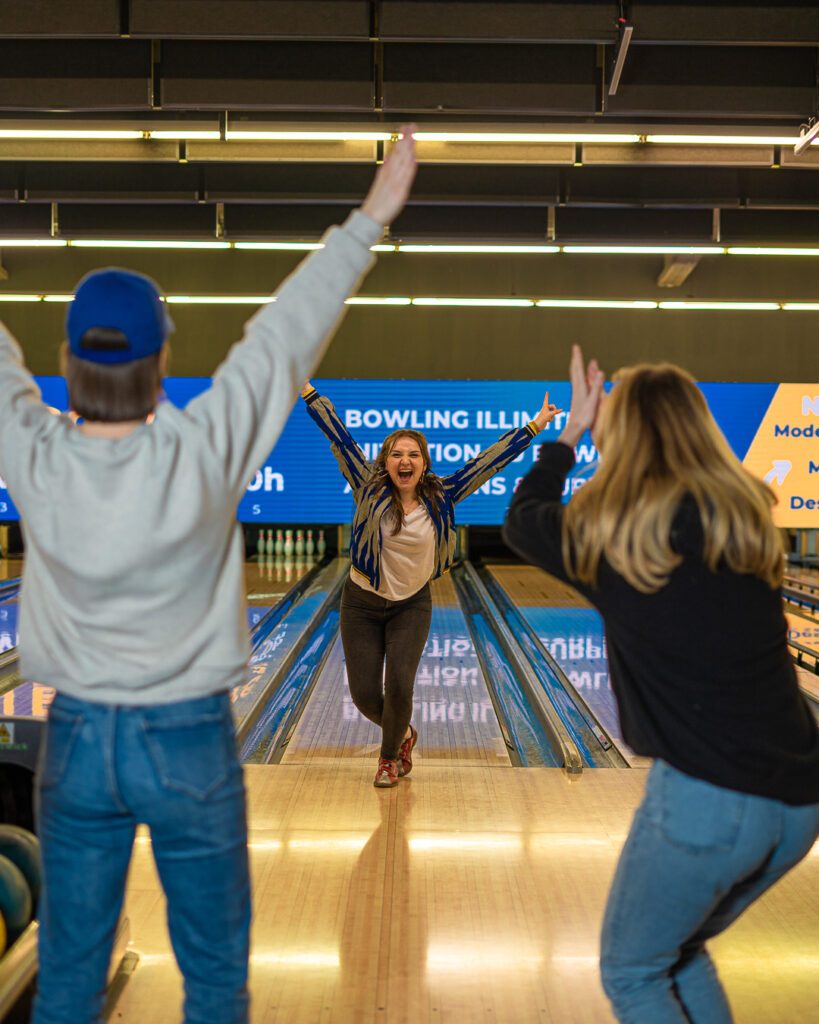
[1,1,819,244]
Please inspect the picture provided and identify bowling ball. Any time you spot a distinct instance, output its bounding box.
[0,826,41,909]
[0,855,31,944]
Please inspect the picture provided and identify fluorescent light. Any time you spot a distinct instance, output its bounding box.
[563,245,723,255]
[398,244,560,254]
[234,241,324,251]
[727,247,819,257]
[0,294,41,302]
[70,239,230,250]
[658,301,780,310]
[646,134,800,146]
[0,129,143,140]
[413,131,641,144]
[370,244,396,252]
[165,295,275,304]
[536,299,657,309]
[345,297,412,305]
[412,297,534,307]
[43,294,74,302]
[226,130,390,142]
[782,303,819,311]
[0,239,67,247]
[147,130,221,141]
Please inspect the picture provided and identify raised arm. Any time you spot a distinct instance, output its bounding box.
[185,128,417,497]
[301,382,372,490]
[443,390,561,504]
[0,323,60,503]
[502,348,605,581]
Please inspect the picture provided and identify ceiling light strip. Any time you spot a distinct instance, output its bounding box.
[1,295,818,310]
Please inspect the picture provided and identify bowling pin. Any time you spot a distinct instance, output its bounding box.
[284,529,294,557]
[256,528,265,559]
[275,529,284,556]
[317,530,326,558]
[305,529,315,557]
[266,529,274,556]
[295,529,305,556]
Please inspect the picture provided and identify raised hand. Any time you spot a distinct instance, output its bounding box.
[360,125,418,227]
[533,390,562,432]
[558,345,605,448]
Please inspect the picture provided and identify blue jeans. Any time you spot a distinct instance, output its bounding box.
[33,691,251,1024]
[601,760,819,1023]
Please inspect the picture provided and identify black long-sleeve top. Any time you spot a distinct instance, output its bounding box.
[502,442,819,805]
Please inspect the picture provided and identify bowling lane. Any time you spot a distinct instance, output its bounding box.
[0,558,318,723]
[280,573,512,768]
[485,564,646,767]
[786,610,819,708]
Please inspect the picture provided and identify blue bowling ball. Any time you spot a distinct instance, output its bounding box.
[0,825,41,910]
[0,855,31,944]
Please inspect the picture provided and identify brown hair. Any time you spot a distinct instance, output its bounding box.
[368,430,445,535]
[563,362,784,593]
[61,330,165,423]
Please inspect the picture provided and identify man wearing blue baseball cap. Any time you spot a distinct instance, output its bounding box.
[0,131,417,1024]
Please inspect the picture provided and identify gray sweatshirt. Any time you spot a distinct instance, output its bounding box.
[0,210,381,705]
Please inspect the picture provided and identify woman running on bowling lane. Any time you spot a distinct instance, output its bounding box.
[503,346,819,1023]
[301,383,560,787]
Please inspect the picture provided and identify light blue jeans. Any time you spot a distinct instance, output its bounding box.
[600,759,819,1023]
[34,691,251,1024]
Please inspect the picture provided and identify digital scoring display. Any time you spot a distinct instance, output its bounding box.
[0,377,815,527]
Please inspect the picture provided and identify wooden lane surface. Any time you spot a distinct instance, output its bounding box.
[117,764,819,1024]
[280,574,510,768]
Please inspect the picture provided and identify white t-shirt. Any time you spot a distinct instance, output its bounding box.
[354,504,435,601]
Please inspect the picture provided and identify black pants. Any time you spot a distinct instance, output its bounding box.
[339,577,433,759]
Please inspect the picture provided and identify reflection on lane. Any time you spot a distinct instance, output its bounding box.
[281,574,509,766]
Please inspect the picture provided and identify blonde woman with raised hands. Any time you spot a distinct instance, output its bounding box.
[503,346,819,1024]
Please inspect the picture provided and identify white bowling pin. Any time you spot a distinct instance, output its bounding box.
[316,530,326,558]
[265,529,274,556]
[274,529,284,556]
[284,529,294,557]
[295,530,305,556]
[256,529,265,558]
[305,529,315,557]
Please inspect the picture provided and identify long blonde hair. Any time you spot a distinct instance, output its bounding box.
[563,363,784,593]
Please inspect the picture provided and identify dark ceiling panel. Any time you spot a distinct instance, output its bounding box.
[57,203,217,237]
[411,164,561,204]
[629,3,819,45]
[555,207,714,242]
[380,2,612,43]
[203,163,374,202]
[161,41,373,109]
[383,43,598,114]
[23,163,202,202]
[566,166,744,207]
[0,40,151,111]
[607,45,816,116]
[225,203,358,237]
[130,1,371,40]
[390,204,553,240]
[0,204,51,235]
[0,1,120,37]
[720,207,819,241]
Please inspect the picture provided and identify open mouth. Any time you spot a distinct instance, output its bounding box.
[398,469,414,481]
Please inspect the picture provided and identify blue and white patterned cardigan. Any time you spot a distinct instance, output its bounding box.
[303,387,538,591]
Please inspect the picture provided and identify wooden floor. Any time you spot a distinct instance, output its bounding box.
[116,764,819,1024]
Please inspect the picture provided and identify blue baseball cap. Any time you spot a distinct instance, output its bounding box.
[67,268,174,364]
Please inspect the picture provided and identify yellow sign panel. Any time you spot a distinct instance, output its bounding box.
[743,385,819,528]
